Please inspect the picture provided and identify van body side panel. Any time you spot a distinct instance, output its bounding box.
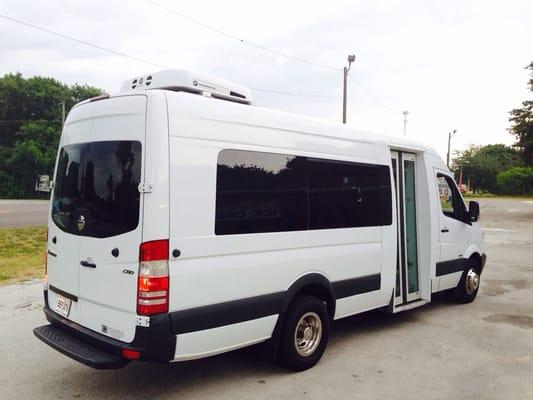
[167,92,388,357]
[427,154,444,292]
[141,91,170,243]
[414,152,433,301]
[375,144,397,307]
[174,315,278,361]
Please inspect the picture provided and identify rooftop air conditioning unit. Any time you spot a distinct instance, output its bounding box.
[119,69,253,105]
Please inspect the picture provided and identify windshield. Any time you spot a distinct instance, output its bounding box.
[51,140,142,238]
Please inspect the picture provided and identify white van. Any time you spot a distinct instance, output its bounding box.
[34,70,486,371]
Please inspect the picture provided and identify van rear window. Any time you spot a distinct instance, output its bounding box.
[51,141,142,238]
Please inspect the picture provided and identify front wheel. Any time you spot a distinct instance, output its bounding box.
[278,295,330,371]
[454,260,481,303]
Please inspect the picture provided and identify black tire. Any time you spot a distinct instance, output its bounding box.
[454,259,481,303]
[278,294,330,371]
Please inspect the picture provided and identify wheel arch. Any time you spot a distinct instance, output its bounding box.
[464,244,486,273]
[265,273,336,359]
[286,273,335,317]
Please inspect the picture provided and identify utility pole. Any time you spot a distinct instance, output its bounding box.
[342,54,356,124]
[402,110,409,136]
[60,102,66,130]
[446,129,457,168]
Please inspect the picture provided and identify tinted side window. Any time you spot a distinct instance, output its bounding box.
[437,173,465,221]
[308,159,392,229]
[215,150,308,235]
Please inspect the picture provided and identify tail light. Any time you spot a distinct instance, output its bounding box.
[137,240,169,315]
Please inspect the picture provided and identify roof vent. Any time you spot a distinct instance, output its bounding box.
[120,69,252,105]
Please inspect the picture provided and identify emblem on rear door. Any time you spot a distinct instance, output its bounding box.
[77,215,86,231]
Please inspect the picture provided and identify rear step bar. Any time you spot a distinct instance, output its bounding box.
[34,325,129,369]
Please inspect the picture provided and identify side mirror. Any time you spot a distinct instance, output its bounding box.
[468,201,480,222]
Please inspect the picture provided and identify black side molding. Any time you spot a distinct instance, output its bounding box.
[170,273,382,335]
[436,258,469,276]
[436,254,487,277]
[33,324,129,369]
[332,274,381,299]
[170,292,285,335]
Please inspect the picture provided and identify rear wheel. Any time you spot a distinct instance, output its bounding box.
[278,295,330,371]
[454,260,481,303]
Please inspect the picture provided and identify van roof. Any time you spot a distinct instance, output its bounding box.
[161,88,443,160]
[71,70,446,169]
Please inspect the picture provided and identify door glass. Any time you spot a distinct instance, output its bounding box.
[437,175,455,216]
[52,140,142,238]
[437,174,466,221]
[403,159,419,293]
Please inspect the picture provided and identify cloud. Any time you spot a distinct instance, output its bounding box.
[1,0,531,157]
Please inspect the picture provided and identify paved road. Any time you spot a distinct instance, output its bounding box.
[0,198,532,399]
[0,200,49,227]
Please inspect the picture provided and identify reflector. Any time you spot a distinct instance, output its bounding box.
[121,349,140,360]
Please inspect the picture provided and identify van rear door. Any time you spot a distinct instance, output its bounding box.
[49,95,146,343]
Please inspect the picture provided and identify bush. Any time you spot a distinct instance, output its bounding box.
[496,167,533,195]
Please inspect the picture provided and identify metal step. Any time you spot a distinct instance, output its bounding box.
[393,299,428,313]
[34,324,129,369]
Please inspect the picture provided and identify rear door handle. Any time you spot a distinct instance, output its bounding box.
[80,260,96,268]
[441,228,450,233]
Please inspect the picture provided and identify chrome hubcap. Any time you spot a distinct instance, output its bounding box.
[294,312,322,357]
[465,268,479,295]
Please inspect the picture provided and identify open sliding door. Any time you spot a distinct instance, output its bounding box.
[391,151,421,305]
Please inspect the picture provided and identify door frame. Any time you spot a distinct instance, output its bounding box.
[391,151,422,305]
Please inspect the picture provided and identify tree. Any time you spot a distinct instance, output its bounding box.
[496,167,533,195]
[509,61,533,166]
[0,73,101,198]
[452,144,522,193]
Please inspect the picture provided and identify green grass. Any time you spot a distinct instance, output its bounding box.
[464,193,533,199]
[463,193,498,199]
[0,225,46,285]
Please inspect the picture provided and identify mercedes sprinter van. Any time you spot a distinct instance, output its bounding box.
[34,70,486,371]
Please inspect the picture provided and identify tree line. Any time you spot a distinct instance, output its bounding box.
[451,61,533,195]
[0,73,100,198]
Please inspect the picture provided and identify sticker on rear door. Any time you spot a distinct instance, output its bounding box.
[55,295,72,317]
[101,324,124,340]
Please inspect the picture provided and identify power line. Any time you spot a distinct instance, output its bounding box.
[1,12,395,107]
[0,13,341,99]
[0,13,169,70]
[142,0,342,72]
[250,87,340,98]
[143,2,395,109]
[348,75,394,113]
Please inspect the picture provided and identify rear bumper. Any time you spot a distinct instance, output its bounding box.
[34,324,129,369]
[35,290,176,369]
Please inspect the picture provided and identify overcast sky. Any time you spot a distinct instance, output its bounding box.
[1,0,532,159]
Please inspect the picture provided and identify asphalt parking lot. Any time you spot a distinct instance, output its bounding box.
[0,198,532,399]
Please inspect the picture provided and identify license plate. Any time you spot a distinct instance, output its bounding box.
[55,295,72,317]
